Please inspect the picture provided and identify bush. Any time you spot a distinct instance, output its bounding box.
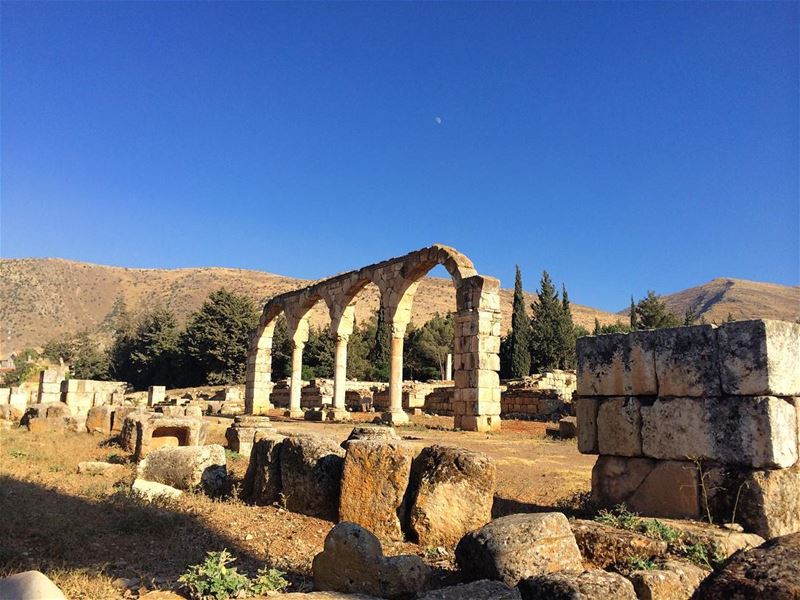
[179,550,290,600]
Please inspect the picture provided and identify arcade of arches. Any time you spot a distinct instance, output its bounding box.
[244,244,503,432]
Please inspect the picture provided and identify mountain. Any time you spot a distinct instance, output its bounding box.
[0,258,622,355]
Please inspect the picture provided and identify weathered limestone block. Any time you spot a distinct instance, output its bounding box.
[717,319,800,396]
[577,331,657,396]
[0,404,23,422]
[558,416,577,439]
[407,445,496,547]
[629,560,709,600]
[184,405,204,419]
[570,520,667,569]
[455,513,583,587]
[694,533,800,600]
[86,405,115,434]
[26,416,67,433]
[280,434,345,520]
[655,325,720,397]
[148,385,166,407]
[341,425,400,448]
[0,570,67,600]
[121,414,207,460]
[417,580,521,600]
[77,461,126,477]
[339,440,414,542]
[597,397,642,456]
[132,478,182,500]
[518,570,636,600]
[576,397,599,453]
[112,406,144,433]
[137,444,227,495]
[242,431,285,504]
[592,456,702,519]
[312,522,430,599]
[654,520,763,561]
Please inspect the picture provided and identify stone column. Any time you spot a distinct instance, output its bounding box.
[383,324,409,425]
[446,353,453,380]
[286,341,305,419]
[245,343,274,415]
[329,333,351,421]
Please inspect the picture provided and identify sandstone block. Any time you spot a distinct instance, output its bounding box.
[718,319,800,396]
[86,405,115,434]
[339,440,414,541]
[417,580,521,600]
[137,444,227,495]
[571,519,667,569]
[407,445,496,547]
[242,431,285,504]
[629,561,708,600]
[577,331,657,396]
[597,397,642,456]
[312,522,430,599]
[455,512,583,587]
[518,570,636,600]
[655,325,720,397]
[26,416,66,433]
[694,533,800,599]
[280,434,345,520]
[576,397,599,453]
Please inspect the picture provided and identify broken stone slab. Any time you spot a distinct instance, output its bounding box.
[241,431,285,505]
[717,319,800,396]
[417,580,521,600]
[131,478,182,501]
[77,461,126,477]
[312,522,430,599]
[655,519,764,561]
[518,569,637,600]
[137,444,227,495]
[655,325,721,397]
[0,570,67,600]
[570,519,668,570]
[280,434,345,520]
[455,512,583,587]
[407,444,496,547]
[341,425,400,449]
[339,440,414,542]
[628,560,709,600]
[596,397,642,456]
[693,532,800,599]
[576,330,658,396]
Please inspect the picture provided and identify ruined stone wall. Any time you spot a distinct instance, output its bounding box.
[61,379,127,416]
[576,319,800,538]
[374,381,451,411]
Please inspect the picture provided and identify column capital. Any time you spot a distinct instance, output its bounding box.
[391,323,407,339]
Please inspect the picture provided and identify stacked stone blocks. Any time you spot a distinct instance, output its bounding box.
[576,320,800,537]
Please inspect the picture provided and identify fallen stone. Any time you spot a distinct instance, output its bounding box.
[559,417,577,439]
[312,522,430,599]
[339,440,414,541]
[241,431,285,505]
[86,405,115,434]
[571,519,667,569]
[281,434,345,520]
[137,444,227,495]
[656,519,764,561]
[455,512,583,587]
[518,569,637,600]
[77,461,126,476]
[342,425,400,448]
[132,478,182,501]
[693,532,800,599]
[629,561,708,600]
[407,444,496,547]
[417,580,521,599]
[0,570,67,600]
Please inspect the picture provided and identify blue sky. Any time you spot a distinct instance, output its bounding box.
[1,1,797,312]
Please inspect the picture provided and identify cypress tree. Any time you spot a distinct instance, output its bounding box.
[594,317,601,335]
[370,307,390,381]
[508,265,531,378]
[529,270,563,372]
[629,296,638,330]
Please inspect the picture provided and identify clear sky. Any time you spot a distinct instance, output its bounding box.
[1,1,797,312]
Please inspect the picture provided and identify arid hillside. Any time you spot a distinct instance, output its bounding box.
[0,258,621,355]
[619,278,800,325]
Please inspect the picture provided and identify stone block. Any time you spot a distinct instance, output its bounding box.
[655,325,720,397]
[570,519,667,570]
[137,444,227,495]
[280,434,345,520]
[417,580,520,600]
[86,405,115,434]
[518,570,636,600]
[577,331,657,396]
[718,319,800,396]
[148,385,166,406]
[339,440,414,541]
[575,397,599,453]
[0,570,67,600]
[131,478,182,500]
[407,445,496,547]
[597,397,642,456]
[455,513,583,587]
[242,431,285,504]
[558,416,577,439]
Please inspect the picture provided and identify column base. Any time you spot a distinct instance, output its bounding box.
[326,408,351,422]
[284,408,304,419]
[250,403,274,416]
[381,409,409,426]
[455,414,502,432]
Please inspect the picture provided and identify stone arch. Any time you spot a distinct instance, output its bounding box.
[244,244,502,431]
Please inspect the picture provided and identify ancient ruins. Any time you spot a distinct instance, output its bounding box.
[244,244,504,431]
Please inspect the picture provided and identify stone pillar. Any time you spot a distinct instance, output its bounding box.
[329,334,351,421]
[383,325,409,425]
[286,341,305,418]
[245,343,273,415]
[147,385,166,407]
[446,353,453,381]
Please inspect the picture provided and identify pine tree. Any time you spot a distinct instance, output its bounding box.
[507,265,531,378]
[529,271,565,372]
[634,291,681,329]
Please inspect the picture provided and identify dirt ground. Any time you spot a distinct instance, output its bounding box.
[0,413,595,599]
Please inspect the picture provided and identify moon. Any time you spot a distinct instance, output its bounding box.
[434,116,442,125]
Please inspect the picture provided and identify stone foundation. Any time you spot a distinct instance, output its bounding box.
[120,413,207,460]
[577,320,800,538]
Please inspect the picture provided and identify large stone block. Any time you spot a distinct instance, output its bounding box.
[280,434,345,520]
[137,444,227,495]
[577,331,657,396]
[86,405,115,434]
[597,397,642,456]
[518,570,636,600]
[407,445,496,547]
[655,325,721,397]
[575,397,599,454]
[718,319,800,396]
[570,519,667,570]
[242,431,285,505]
[455,513,583,587]
[339,440,414,541]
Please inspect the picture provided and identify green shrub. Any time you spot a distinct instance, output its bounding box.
[179,550,250,600]
[642,519,680,543]
[250,567,290,594]
[627,556,658,571]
